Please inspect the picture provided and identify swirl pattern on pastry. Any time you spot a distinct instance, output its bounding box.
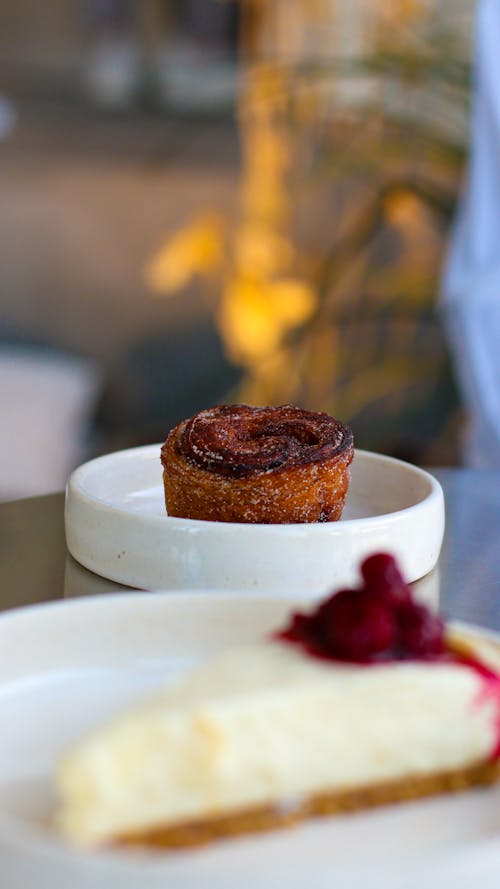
[177,404,352,478]
[161,404,354,524]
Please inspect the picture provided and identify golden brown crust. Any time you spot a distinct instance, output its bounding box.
[116,759,500,849]
[161,405,354,524]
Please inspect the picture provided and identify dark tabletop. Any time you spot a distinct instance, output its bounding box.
[0,469,499,630]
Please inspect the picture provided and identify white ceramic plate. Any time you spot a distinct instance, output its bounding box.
[0,593,498,889]
[65,447,444,595]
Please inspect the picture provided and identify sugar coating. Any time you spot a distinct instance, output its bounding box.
[160,405,354,524]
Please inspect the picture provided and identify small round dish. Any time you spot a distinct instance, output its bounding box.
[65,446,444,596]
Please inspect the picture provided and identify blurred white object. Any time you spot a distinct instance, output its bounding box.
[0,348,101,501]
[441,0,500,468]
[82,38,140,109]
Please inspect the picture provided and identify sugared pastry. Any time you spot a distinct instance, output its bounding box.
[57,554,500,849]
[160,404,354,523]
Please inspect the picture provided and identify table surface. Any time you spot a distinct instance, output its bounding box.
[0,468,499,630]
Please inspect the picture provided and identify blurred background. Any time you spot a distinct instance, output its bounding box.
[0,0,479,500]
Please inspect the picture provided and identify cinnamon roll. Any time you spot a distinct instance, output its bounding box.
[161,405,353,524]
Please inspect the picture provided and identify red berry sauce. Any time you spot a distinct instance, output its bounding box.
[275,553,500,759]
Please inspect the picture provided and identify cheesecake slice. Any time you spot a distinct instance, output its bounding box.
[57,555,500,849]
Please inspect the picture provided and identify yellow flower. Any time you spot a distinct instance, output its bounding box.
[234,223,293,278]
[218,276,316,365]
[241,65,288,117]
[146,213,225,295]
[240,174,290,226]
[242,125,290,179]
[267,278,317,325]
[238,119,292,225]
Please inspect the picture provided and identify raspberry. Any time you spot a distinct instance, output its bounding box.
[361,553,410,604]
[322,588,396,660]
[276,553,447,664]
[396,602,445,657]
[285,612,318,645]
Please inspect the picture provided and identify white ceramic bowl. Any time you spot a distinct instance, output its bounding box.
[65,446,444,597]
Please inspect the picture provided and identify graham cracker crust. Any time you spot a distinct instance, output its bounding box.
[117,758,500,849]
